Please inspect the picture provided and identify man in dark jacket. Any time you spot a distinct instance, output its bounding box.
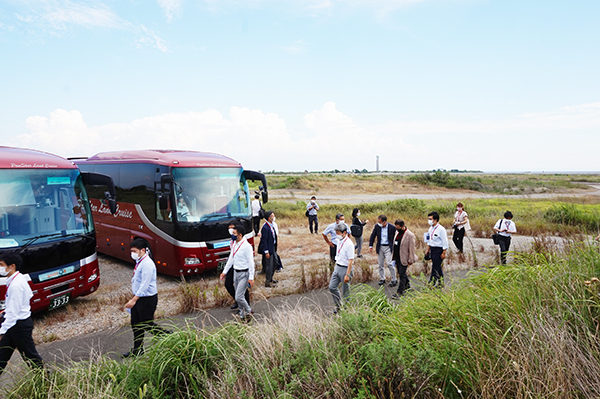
[369,214,397,287]
[260,211,278,287]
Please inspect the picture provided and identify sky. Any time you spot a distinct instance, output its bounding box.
[0,0,599,172]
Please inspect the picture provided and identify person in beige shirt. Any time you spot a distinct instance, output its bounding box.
[391,220,418,299]
[452,202,470,253]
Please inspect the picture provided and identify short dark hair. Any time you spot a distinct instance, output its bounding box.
[352,208,359,218]
[394,219,405,227]
[335,213,344,221]
[428,211,439,221]
[456,202,464,208]
[504,211,513,219]
[254,194,260,199]
[232,223,245,236]
[311,196,316,200]
[378,214,387,222]
[130,237,150,251]
[264,210,273,221]
[0,252,23,272]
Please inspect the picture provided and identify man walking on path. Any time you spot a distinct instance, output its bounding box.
[225,221,250,310]
[220,223,255,321]
[369,215,397,287]
[425,212,448,287]
[322,213,351,265]
[0,253,43,375]
[260,211,278,287]
[306,196,319,234]
[391,220,418,299]
[123,238,171,357]
[329,223,354,314]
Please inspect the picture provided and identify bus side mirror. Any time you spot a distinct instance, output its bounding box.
[82,172,117,215]
[244,170,268,204]
[160,174,172,193]
[158,194,169,210]
[108,197,117,215]
[262,191,268,203]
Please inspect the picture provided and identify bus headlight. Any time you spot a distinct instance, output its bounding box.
[88,273,98,283]
[184,257,201,265]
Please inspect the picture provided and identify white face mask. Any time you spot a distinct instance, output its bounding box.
[131,252,140,261]
[272,216,276,222]
[457,208,462,212]
[428,219,434,226]
[311,200,315,204]
[357,212,361,216]
[228,228,234,235]
[337,220,344,224]
[0,266,7,277]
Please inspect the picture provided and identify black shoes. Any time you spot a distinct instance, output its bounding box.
[122,348,143,358]
[230,303,239,310]
[389,281,398,287]
[378,280,385,286]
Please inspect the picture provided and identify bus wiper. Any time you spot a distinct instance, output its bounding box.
[18,232,82,252]
[200,213,229,222]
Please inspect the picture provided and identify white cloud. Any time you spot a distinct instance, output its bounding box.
[10,101,600,172]
[157,0,182,22]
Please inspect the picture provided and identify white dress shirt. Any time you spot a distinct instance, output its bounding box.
[323,222,351,246]
[427,223,449,250]
[0,272,32,335]
[306,201,319,215]
[380,223,389,245]
[335,236,355,266]
[495,219,517,237]
[131,254,158,297]
[223,239,255,280]
[251,199,261,217]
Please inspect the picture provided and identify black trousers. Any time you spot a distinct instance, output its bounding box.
[329,244,337,264]
[498,235,511,264]
[396,264,411,295]
[225,267,250,303]
[131,294,169,353]
[453,227,465,252]
[308,215,319,233]
[429,247,444,287]
[252,216,261,235]
[0,317,43,375]
[262,253,275,284]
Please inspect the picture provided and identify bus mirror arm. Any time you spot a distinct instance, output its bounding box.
[243,170,268,204]
[81,172,118,214]
[160,174,173,193]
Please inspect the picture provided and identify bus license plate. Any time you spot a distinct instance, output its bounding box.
[49,294,70,311]
[217,260,227,271]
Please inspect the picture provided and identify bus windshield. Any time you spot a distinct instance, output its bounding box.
[0,169,94,248]
[171,167,250,222]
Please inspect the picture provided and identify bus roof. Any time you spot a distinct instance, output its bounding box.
[0,146,77,169]
[78,150,242,168]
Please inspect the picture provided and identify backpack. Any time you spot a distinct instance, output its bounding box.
[351,224,363,238]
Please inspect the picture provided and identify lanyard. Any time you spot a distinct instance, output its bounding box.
[455,210,462,223]
[504,220,511,231]
[430,224,439,239]
[6,272,19,288]
[337,237,349,256]
[134,254,148,275]
[266,222,275,237]
[231,239,246,258]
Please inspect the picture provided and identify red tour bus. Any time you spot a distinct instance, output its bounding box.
[0,147,116,313]
[75,150,268,276]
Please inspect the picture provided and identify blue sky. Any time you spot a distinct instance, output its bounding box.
[1,0,599,172]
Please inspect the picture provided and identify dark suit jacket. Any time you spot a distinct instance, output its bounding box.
[259,222,277,255]
[369,223,396,254]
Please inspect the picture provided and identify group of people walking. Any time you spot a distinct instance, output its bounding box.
[307,197,518,313]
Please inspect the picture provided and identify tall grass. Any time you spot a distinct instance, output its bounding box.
[8,245,600,398]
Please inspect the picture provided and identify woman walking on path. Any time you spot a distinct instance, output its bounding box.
[351,208,368,258]
[452,202,470,252]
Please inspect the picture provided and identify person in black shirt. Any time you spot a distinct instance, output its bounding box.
[351,208,368,258]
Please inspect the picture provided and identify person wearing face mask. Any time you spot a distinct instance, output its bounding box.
[220,223,255,321]
[123,238,171,357]
[329,223,354,314]
[259,211,278,287]
[351,208,369,258]
[306,196,320,234]
[369,215,398,287]
[0,253,43,376]
[322,213,351,265]
[225,221,250,310]
[493,211,517,265]
[391,220,418,299]
[425,212,449,288]
[452,203,470,253]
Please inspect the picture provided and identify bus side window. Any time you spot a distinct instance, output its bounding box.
[156,194,172,222]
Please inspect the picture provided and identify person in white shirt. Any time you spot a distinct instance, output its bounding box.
[0,253,43,375]
[123,238,171,357]
[322,213,351,265]
[452,202,470,253]
[425,211,449,287]
[493,211,517,265]
[251,195,262,236]
[329,223,354,314]
[220,223,255,320]
[306,196,319,234]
